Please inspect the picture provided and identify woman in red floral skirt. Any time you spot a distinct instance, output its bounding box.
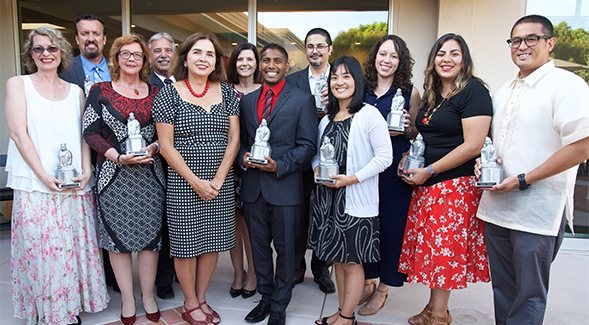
[398,33,492,325]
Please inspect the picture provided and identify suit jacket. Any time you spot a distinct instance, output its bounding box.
[149,71,165,89]
[238,81,317,206]
[59,55,86,90]
[285,66,312,95]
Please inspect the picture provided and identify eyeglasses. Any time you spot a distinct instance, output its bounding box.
[118,51,144,60]
[506,35,551,48]
[32,46,59,54]
[306,44,329,51]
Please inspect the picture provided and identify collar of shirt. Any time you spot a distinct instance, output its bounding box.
[307,64,330,93]
[512,59,554,88]
[80,55,111,82]
[257,79,286,123]
[154,71,176,83]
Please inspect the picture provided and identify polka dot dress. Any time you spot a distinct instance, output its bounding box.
[152,82,239,257]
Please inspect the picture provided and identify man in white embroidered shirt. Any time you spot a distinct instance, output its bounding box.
[476,15,589,325]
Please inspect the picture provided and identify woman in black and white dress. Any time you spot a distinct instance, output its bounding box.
[308,56,392,325]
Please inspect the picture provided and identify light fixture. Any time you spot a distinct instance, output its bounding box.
[355,42,361,45]
[131,24,136,28]
[232,42,238,46]
[22,23,65,30]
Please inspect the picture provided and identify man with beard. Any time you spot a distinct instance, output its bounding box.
[148,32,176,89]
[147,32,177,300]
[285,27,336,294]
[59,13,110,96]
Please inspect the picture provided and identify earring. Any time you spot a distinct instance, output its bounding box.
[184,63,187,68]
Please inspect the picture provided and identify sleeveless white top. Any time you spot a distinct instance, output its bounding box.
[6,75,91,194]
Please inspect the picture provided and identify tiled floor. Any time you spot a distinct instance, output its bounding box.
[1,228,588,325]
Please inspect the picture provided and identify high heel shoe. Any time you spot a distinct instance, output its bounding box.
[120,297,136,325]
[242,288,256,299]
[141,293,160,322]
[357,280,376,305]
[199,301,220,324]
[315,308,340,325]
[408,305,433,325]
[230,269,246,298]
[358,287,388,316]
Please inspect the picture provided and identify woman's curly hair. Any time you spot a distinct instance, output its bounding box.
[364,35,414,94]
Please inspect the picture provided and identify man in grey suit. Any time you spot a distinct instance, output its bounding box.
[239,43,317,325]
[59,13,110,96]
[148,32,176,89]
[285,27,335,294]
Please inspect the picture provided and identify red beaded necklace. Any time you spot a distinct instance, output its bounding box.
[185,79,209,98]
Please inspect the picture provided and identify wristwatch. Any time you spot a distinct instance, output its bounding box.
[427,164,437,177]
[517,173,530,190]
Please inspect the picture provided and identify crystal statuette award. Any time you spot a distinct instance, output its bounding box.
[476,137,503,187]
[125,112,148,156]
[387,88,405,131]
[247,118,271,164]
[314,73,328,112]
[315,136,338,184]
[403,133,425,178]
[56,143,80,189]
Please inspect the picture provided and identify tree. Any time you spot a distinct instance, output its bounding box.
[331,22,388,69]
[552,21,589,82]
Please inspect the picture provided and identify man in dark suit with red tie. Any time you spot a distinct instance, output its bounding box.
[238,43,317,325]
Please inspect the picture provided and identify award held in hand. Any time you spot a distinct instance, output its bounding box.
[315,136,338,184]
[476,137,503,188]
[56,143,80,189]
[125,112,148,156]
[403,134,425,178]
[387,88,405,131]
[314,73,328,112]
[247,118,271,165]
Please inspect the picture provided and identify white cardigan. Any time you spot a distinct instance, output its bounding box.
[312,103,393,217]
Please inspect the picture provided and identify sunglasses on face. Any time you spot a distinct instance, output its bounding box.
[32,46,59,54]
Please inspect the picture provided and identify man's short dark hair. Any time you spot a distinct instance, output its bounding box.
[511,14,554,38]
[305,28,332,46]
[260,43,288,61]
[74,13,105,35]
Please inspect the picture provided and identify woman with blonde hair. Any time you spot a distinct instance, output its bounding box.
[83,33,165,325]
[153,32,240,325]
[398,33,492,325]
[6,26,109,325]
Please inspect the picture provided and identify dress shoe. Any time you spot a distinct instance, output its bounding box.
[230,287,243,298]
[156,285,175,299]
[242,288,257,298]
[292,274,304,288]
[245,299,271,323]
[314,275,336,294]
[267,311,286,325]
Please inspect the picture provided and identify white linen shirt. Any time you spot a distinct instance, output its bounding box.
[312,103,393,218]
[477,60,589,236]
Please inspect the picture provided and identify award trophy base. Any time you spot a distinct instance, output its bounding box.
[57,168,80,189]
[403,157,425,178]
[247,144,271,165]
[387,112,404,131]
[315,94,325,112]
[126,137,148,156]
[315,163,338,184]
[476,164,503,188]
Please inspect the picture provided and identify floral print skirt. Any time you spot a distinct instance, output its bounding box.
[11,190,109,325]
[398,176,490,290]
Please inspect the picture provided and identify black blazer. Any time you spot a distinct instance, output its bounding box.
[285,66,312,95]
[59,55,86,90]
[149,71,165,89]
[237,81,317,206]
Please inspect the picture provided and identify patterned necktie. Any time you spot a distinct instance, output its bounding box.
[164,78,173,85]
[261,89,273,122]
[93,66,103,83]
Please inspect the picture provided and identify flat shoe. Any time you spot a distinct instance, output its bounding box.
[431,310,452,325]
[200,301,220,324]
[358,280,376,305]
[358,288,387,316]
[315,316,329,325]
[182,304,212,325]
[409,305,433,325]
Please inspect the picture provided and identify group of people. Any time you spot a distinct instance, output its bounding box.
[5,11,589,325]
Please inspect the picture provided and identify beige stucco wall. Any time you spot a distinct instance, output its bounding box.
[438,0,527,93]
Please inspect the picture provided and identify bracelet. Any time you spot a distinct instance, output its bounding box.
[404,126,414,139]
[116,154,122,168]
[427,164,437,177]
[152,142,160,154]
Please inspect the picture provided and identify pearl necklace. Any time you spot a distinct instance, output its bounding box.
[185,79,209,98]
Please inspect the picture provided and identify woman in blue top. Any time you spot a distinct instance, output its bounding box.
[358,35,421,316]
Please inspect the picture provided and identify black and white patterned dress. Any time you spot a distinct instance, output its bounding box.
[152,83,238,258]
[308,116,380,265]
[83,82,165,253]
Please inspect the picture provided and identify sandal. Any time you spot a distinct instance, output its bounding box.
[339,312,357,325]
[408,305,433,325]
[357,280,377,305]
[358,287,388,316]
[199,301,220,324]
[431,310,452,325]
[182,304,213,325]
[315,308,341,325]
